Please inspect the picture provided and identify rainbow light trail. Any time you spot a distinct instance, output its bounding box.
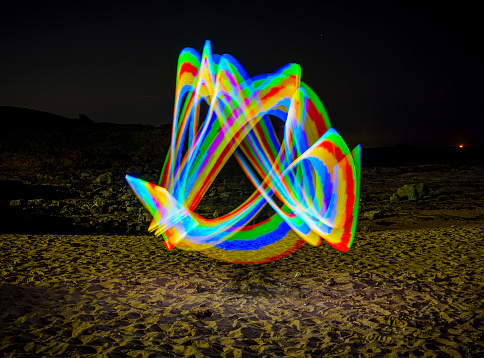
[126,41,361,264]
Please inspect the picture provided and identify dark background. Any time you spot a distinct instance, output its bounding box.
[1,0,482,148]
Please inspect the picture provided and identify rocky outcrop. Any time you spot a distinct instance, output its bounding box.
[390,183,429,203]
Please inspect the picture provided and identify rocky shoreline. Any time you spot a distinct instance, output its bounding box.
[2,162,483,237]
[1,107,483,237]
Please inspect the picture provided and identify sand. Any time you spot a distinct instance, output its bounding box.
[1,224,483,357]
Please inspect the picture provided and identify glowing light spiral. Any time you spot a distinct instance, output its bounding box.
[126,41,361,264]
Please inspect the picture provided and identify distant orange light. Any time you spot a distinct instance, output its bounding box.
[459,145,464,148]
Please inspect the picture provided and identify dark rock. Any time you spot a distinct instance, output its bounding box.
[91,196,105,214]
[138,212,151,222]
[108,205,119,213]
[126,166,143,175]
[363,210,383,220]
[9,199,23,206]
[389,193,400,203]
[101,189,114,198]
[94,172,113,184]
[392,183,428,202]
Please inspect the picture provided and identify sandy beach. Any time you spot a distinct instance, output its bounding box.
[1,223,483,357]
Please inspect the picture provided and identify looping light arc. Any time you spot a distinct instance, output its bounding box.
[126,41,361,264]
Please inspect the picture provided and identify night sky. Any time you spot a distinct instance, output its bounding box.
[1,1,482,148]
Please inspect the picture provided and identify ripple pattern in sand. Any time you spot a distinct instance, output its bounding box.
[1,227,483,356]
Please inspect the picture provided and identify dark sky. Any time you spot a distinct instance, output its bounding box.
[1,1,482,148]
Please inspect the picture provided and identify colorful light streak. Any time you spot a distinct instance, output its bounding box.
[126,41,361,264]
